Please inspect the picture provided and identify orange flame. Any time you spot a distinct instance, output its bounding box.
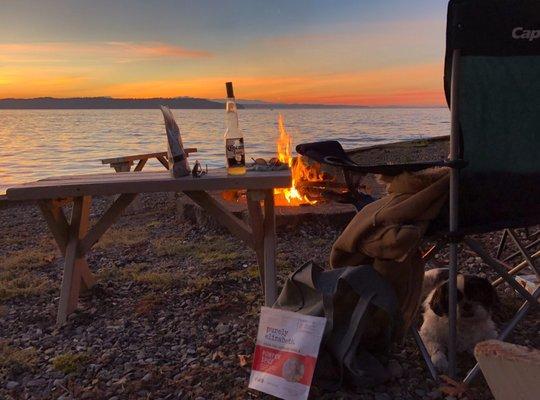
[273,114,323,206]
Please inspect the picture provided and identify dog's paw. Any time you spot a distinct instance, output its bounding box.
[431,352,449,372]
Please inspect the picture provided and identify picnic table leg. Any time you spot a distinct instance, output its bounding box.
[111,161,133,172]
[247,190,266,290]
[56,196,94,325]
[262,189,277,305]
[40,194,137,325]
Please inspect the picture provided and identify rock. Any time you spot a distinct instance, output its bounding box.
[53,378,65,387]
[6,381,19,390]
[215,323,229,335]
[26,378,46,387]
[142,372,153,383]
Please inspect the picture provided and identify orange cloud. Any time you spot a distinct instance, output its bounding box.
[0,41,211,63]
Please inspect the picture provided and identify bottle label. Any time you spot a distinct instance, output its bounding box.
[226,138,245,168]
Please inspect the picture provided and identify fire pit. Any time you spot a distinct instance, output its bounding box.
[242,114,349,207]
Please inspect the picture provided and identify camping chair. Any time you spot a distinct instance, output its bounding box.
[297,0,540,380]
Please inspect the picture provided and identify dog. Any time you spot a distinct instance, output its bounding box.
[420,269,498,372]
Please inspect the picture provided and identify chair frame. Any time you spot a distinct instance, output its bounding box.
[421,48,540,380]
[297,47,539,382]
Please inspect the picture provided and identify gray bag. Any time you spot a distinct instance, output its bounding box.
[274,261,400,389]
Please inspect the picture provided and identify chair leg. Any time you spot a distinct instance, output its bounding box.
[493,250,540,287]
[463,287,540,384]
[411,327,440,382]
[464,238,538,305]
[447,242,459,378]
[495,229,509,259]
[503,237,540,264]
[507,229,540,277]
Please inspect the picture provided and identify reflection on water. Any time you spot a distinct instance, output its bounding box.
[0,108,449,193]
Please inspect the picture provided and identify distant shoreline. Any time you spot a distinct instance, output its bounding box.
[0,97,445,110]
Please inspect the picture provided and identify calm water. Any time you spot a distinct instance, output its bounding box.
[0,108,449,194]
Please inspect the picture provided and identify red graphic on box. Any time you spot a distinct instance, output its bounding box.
[252,345,317,386]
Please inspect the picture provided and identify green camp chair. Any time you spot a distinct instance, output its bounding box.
[443,0,540,381]
[297,0,540,380]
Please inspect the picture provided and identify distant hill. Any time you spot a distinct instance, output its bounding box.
[0,96,371,110]
[0,97,226,109]
[213,99,368,109]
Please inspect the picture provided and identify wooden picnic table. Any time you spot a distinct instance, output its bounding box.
[6,169,291,325]
[101,148,198,172]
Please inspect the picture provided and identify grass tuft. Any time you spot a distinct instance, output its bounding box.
[153,236,240,264]
[0,341,38,379]
[134,294,164,316]
[52,353,88,374]
[98,262,186,289]
[95,226,149,249]
[0,248,55,271]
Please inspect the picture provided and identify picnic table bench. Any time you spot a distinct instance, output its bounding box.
[5,169,291,325]
[101,148,198,172]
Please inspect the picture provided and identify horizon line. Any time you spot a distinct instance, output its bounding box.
[0,95,446,109]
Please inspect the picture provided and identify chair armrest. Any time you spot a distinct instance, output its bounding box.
[297,140,466,176]
[323,158,465,176]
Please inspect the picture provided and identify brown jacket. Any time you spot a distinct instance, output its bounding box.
[330,168,449,333]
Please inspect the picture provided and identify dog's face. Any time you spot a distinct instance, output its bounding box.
[428,274,498,321]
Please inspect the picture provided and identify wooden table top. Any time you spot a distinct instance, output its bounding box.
[6,169,292,201]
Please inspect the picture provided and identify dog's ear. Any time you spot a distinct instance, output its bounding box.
[429,282,449,317]
[465,276,499,310]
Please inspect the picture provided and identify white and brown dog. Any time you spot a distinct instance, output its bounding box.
[420,269,498,372]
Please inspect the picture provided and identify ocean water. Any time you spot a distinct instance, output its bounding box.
[0,108,449,194]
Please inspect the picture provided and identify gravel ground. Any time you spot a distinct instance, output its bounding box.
[0,191,538,400]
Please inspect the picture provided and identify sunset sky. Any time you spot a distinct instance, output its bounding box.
[0,0,448,106]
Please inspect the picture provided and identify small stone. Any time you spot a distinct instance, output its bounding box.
[6,381,19,390]
[26,378,46,387]
[215,323,229,335]
[142,372,153,382]
[415,389,427,396]
[53,378,65,387]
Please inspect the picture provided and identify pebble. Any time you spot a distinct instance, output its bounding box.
[53,378,65,387]
[26,378,46,387]
[142,372,153,382]
[6,381,19,390]
[215,323,229,335]
[0,195,526,400]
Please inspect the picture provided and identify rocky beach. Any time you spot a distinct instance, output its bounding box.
[1,140,538,400]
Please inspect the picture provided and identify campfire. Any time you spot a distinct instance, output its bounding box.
[221,114,347,206]
[273,115,327,206]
